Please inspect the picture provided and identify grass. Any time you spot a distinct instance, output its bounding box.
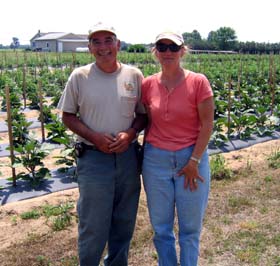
[19,202,75,231]
[267,148,280,169]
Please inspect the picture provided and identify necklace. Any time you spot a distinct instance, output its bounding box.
[160,68,186,91]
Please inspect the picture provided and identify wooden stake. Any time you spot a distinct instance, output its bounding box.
[5,86,17,187]
[38,80,45,142]
[227,77,232,137]
[22,64,27,109]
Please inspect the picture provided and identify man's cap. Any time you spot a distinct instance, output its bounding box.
[155,31,184,46]
[88,22,117,39]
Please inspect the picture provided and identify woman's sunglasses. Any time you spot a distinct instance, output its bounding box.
[156,42,182,53]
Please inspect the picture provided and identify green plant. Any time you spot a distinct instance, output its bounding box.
[35,255,51,266]
[43,202,74,231]
[11,137,54,186]
[20,209,41,220]
[10,215,17,225]
[210,117,228,147]
[42,202,74,217]
[267,148,280,169]
[45,117,77,175]
[228,196,253,209]
[50,213,72,231]
[38,104,55,124]
[210,154,233,180]
[8,108,32,146]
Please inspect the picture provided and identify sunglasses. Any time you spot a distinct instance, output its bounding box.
[156,42,182,53]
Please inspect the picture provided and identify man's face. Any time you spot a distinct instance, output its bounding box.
[88,31,120,65]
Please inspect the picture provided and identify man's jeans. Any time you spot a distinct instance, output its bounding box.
[142,143,210,266]
[76,143,141,266]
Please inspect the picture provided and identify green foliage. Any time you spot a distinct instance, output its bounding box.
[267,148,280,169]
[43,202,74,231]
[45,115,77,174]
[210,154,233,180]
[20,209,41,220]
[1,84,22,111]
[127,44,147,53]
[12,137,54,186]
[38,104,55,124]
[8,108,32,146]
[42,202,74,217]
[19,202,75,232]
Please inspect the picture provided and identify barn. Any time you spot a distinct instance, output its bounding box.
[30,30,88,52]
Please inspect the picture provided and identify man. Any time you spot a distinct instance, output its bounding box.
[58,22,146,266]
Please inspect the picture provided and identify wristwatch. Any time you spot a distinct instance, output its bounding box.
[190,156,201,164]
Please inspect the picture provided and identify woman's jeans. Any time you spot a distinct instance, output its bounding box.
[77,143,141,266]
[142,143,210,266]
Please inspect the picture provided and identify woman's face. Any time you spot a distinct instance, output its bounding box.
[155,39,184,67]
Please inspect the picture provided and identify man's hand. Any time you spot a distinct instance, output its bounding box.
[94,133,116,153]
[108,128,136,153]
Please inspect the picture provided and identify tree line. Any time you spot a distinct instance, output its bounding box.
[126,27,280,54]
[182,27,280,54]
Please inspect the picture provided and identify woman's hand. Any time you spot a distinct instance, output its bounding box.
[177,160,204,191]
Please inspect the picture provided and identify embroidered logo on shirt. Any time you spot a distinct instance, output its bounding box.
[124,82,134,91]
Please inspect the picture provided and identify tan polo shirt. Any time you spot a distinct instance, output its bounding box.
[58,63,145,144]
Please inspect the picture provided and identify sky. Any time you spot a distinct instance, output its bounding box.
[0,0,279,46]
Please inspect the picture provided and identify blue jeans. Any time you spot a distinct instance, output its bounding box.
[142,143,210,266]
[77,143,141,266]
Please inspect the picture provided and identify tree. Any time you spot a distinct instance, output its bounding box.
[183,30,203,49]
[10,37,20,50]
[207,27,237,50]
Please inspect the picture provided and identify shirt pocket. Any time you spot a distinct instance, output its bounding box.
[121,96,137,117]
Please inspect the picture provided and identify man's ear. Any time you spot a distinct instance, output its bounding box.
[117,39,121,51]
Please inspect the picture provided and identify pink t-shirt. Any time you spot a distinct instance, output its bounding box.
[141,71,213,151]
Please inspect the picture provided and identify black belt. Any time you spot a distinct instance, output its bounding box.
[81,141,136,151]
[81,142,98,150]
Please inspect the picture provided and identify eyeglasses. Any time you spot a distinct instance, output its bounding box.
[156,43,182,53]
[90,37,116,47]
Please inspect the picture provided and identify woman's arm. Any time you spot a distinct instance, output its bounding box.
[177,96,214,191]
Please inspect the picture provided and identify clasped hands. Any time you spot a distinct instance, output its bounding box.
[95,129,135,154]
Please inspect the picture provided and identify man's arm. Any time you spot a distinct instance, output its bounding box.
[62,112,115,153]
[109,113,148,153]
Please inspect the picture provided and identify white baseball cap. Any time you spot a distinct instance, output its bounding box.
[88,22,117,39]
[155,31,184,46]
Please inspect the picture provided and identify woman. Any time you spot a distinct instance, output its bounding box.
[141,30,214,266]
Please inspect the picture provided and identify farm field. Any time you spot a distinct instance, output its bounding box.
[0,51,280,265]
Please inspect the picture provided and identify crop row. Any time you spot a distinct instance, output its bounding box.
[1,52,280,140]
[0,52,279,186]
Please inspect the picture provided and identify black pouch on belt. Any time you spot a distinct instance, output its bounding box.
[74,142,85,158]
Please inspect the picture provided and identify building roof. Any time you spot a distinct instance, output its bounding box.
[59,39,88,43]
[35,32,70,41]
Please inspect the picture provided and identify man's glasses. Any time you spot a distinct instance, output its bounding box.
[90,37,116,47]
[156,43,182,53]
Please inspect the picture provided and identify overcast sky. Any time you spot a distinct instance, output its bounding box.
[0,0,279,46]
